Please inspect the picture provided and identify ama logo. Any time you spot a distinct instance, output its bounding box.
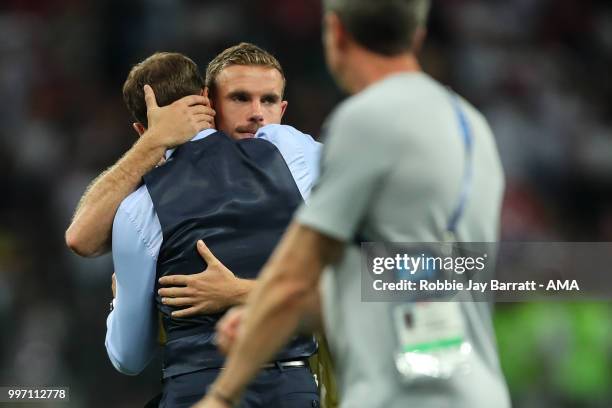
[546,280,580,291]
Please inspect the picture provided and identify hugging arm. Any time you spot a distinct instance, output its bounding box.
[158,241,257,317]
[66,86,214,257]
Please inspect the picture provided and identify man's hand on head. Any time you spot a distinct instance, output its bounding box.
[158,240,253,317]
[143,85,216,149]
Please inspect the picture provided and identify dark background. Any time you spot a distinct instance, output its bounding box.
[1,0,611,407]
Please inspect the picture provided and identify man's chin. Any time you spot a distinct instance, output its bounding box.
[233,132,256,140]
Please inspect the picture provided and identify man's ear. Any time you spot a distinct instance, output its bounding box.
[203,86,215,109]
[280,100,288,120]
[132,122,146,137]
[412,27,427,55]
[327,12,348,52]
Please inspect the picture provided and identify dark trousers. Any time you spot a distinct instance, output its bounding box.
[158,364,320,408]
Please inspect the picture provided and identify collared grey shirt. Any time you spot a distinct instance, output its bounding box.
[297,72,511,408]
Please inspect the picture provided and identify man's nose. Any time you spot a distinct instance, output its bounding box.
[249,101,264,122]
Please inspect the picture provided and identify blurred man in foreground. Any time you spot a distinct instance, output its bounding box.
[196,1,511,407]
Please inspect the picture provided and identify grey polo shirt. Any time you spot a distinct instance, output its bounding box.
[297,72,511,408]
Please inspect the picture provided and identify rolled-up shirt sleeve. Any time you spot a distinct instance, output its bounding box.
[105,204,159,375]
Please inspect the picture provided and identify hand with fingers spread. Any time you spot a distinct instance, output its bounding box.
[158,240,255,317]
[144,85,216,148]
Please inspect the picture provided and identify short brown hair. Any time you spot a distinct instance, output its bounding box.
[123,52,204,127]
[205,43,285,98]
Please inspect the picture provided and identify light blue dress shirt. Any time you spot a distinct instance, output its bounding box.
[105,125,322,375]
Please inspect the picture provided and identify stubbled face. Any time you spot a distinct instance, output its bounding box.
[212,65,288,140]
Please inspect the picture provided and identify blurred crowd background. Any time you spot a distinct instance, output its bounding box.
[1,0,611,407]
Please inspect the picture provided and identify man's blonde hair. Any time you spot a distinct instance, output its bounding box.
[205,43,285,97]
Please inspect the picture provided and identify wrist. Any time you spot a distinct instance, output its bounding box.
[135,129,168,155]
[232,278,254,305]
[119,134,166,175]
[211,369,245,407]
[209,386,236,407]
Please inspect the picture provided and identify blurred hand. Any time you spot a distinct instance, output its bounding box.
[192,395,230,408]
[215,306,244,355]
[144,85,215,148]
[158,240,239,317]
[111,273,116,299]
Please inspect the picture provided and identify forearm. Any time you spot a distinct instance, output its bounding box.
[297,287,323,334]
[66,134,166,257]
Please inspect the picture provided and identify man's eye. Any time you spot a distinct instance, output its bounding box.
[262,98,277,105]
[232,95,248,102]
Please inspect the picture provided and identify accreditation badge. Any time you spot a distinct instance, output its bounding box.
[392,301,472,384]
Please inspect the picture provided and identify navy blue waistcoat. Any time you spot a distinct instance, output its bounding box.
[143,132,317,378]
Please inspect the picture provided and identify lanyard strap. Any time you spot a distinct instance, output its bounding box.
[446,93,475,235]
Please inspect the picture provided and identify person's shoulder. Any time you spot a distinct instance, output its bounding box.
[257,124,318,143]
[256,124,322,152]
[326,76,409,131]
[462,99,493,135]
[325,84,400,147]
[450,92,497,148]
[337,72,429,112]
